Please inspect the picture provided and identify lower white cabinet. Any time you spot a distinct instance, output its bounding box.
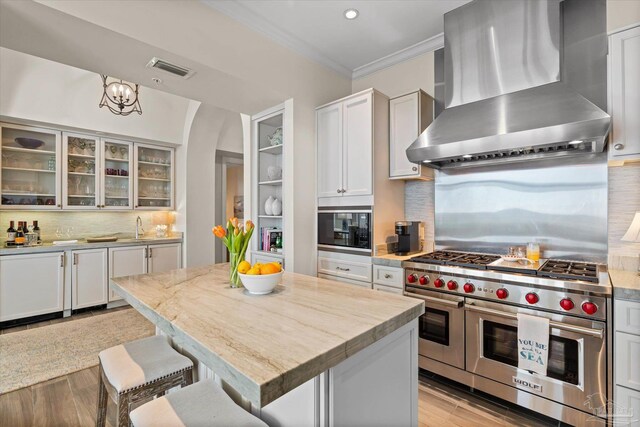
[0,252,65,322]
[615,386,640,426]
[318,273,372,289]
[615,298,640,425]
[109,245,147,302]
[373,283,403,294]
[616,331,640,392]
[148,243,182,273]
[72,248,108,309]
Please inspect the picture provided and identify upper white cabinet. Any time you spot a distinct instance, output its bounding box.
[134,143,175,210]
[0,122,62,209]
[71,248,108,309]
[389,91,434,180]
[317,102,343,199]
[101,138,134,210]
[609,25,640,161]
[148,243,182,274]
[342,93,373,197]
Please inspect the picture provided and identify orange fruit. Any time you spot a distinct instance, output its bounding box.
[238,260,251,274]
[260,263,279,275]
[269,262,282,272]
[246,267,261,275]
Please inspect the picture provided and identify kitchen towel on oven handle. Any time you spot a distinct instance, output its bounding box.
[516,313,549,376]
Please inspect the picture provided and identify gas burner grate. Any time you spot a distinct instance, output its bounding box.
[537,260,599,283]
[408,251,467,265]
[409,251,500,269]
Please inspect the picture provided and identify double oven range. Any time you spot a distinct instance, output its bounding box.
[403,251,612,426]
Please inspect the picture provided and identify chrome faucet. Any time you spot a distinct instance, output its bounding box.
[135,216,144,239]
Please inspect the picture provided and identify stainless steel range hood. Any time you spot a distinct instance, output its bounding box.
[406,0,611,169]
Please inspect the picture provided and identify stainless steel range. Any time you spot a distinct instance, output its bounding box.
[403,251,612,426]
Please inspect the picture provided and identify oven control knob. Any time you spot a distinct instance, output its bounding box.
[446,280,458,290]
[419,275,429,286]
[496,288,509,299]
[434,278,445,288]
[407,274,417,284]
[559,298,575,311]
[463,283,475,293]
[582,301,598,315]
[525,292,539,304]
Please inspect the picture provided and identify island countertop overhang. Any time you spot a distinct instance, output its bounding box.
[110,263,424,407]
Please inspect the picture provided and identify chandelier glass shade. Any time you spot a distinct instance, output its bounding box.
[99,75,142,116]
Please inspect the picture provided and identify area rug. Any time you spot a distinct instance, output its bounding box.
[0,308,154,394]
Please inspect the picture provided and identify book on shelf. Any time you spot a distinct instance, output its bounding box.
[260,227,283,253]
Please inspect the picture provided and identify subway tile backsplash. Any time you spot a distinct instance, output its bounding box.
[0,211,159,242]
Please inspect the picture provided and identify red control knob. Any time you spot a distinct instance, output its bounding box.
[419,275,429,286]
[447,280,458,290]
[559,298,574,311]
[525,293,539,304]
[496,288,509,299]
[407,274,417,284]
[434,278,445,288]
[582,302,598,315]
[463,283,475,293]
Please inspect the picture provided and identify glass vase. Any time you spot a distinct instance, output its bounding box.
[229,252,243,288]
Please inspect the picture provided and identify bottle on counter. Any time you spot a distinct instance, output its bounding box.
[6,221,16,247]
[14,222,25,247]
[32,221,41,243]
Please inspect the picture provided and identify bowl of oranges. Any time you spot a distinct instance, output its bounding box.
[237,260,283,295]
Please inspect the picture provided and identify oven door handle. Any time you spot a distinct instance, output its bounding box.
[404,292,464,308]
[465,303,604,339]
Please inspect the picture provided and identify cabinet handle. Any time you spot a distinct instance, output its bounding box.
[384,273,392,279]
[341,189,346,193]
[614,143,625,151]
[336,266,350,271]
[57,204,62,208]
[144,248,148,259]
[412,166,418,172]
[60,254,64,268]
[73,253,78,265]
[337,189,341,194]
[149,248,153,258]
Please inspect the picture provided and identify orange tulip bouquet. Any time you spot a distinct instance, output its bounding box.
[212,218,254,288]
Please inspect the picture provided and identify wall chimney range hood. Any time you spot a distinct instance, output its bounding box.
[406,0,611,169]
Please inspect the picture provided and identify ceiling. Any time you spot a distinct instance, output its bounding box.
[205,0,469,77]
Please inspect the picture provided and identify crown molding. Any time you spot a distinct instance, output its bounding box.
[352,32,444,80]
[202,0,352,79]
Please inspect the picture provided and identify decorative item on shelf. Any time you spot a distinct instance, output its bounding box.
[99,75,142,116]
[212,218,255,288]
[264,195,274,215]
[271,197,282,216]
[14,138,44,149]
[267,127,283,146]
[621,211,640,276]
[267,166,282,181]
[152,211,175,237]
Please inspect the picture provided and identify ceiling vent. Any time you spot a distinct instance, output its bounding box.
[146,57,195,79]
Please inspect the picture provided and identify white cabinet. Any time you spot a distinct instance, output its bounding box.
[616,331,640,392]
[342,93,373,197]
[134,143,175,210]
[615,297,640,425]
[317,251,372,288]
[609,26,640,161]
[389,91,434,180]
[373,265,404,289]
[72,248,108,309]
[108,245,147,302]
[373,283,403,294]
[615,386,640,426]
[317,102,343,198]
[148,243,182,273]
[0,252,65,321]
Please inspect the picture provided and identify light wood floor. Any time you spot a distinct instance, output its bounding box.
[1,311,559,427]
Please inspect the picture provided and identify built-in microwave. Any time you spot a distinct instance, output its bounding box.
[317,208,372,254]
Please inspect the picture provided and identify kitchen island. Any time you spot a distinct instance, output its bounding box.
[110,263,424,426]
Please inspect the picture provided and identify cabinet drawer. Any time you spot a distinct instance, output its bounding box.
[616,299,640,335]
[373,283,403,295]
[616,331,640,392]
[318,257,372,283]
[615,386,640,426]
[373,265,404,288]
[318,273,372,289]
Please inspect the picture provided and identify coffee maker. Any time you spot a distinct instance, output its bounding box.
[395,221,422,255]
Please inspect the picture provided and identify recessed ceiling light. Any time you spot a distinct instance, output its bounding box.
[344,9,359,20]
[151,77,163,85]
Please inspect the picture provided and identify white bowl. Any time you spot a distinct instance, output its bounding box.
[238,270,284,295]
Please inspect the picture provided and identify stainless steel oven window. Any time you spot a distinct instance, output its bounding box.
[420,307,450,346]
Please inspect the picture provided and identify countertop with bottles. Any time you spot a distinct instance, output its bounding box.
[0,233,183,256]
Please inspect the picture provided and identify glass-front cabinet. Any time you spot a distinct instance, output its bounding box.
[134,143,174,210]
[101,139,133,209]
[1,123,61,209]
[62,133,99,209]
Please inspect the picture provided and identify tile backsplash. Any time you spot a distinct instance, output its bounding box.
[404,180,435,245]
[608,162,640,259]
[0,211,162,242]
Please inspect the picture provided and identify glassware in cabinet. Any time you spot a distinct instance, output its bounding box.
[134,144,174,210]
[63,133,99,209]
[101,139,133,209]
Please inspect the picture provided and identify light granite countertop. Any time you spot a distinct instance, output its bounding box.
[610,269,640,302]
[110,263,424,408]
[372,251,430,268]
[0,233,182,255]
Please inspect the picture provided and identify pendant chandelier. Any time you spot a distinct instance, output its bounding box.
[99,75,142,116]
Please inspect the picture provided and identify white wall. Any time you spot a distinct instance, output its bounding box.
[0,48,192,145]
[608,0,640,32]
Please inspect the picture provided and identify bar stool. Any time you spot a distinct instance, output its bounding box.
[96,335,194,427]
[130,379,268,427]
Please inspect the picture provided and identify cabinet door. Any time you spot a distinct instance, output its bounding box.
[72,248,108,309]
[0,123,62,209]
[373,283,403,295]
[342,93,373,196]
[108,245,147,302]
[610,26,640,159]
[148,243,182,273]
[134,143,175,210]
[0,252,65,321]
[615,386,640,426]
[101,138,133,210]
[63,132,100,210]
[616,331,640,392]
[317,102,343,198]
[390,93,420,178]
